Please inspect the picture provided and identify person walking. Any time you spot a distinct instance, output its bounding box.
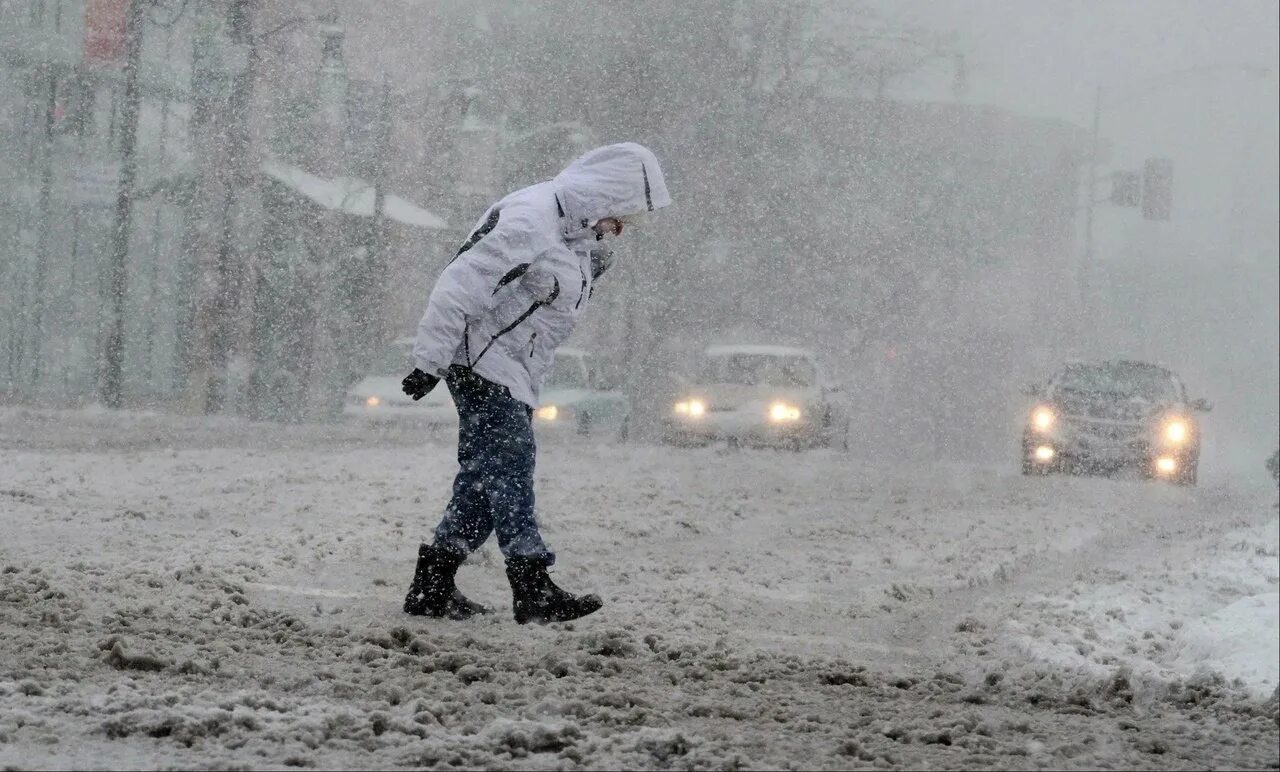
[401,142,671,623]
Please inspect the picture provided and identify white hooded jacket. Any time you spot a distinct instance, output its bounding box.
[413,142,671,406]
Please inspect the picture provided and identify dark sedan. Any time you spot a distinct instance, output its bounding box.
[1021,359,1210,485]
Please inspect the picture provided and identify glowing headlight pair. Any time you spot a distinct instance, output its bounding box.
[674,399,707,417]
[768,402,802,423]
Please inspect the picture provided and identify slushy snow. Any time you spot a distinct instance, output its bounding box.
[1,408,1276,769]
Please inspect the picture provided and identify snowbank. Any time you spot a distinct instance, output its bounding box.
[992,515,1280,700]
[1171,592,1280,696]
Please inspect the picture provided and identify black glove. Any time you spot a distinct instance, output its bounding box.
[401,368,440,401]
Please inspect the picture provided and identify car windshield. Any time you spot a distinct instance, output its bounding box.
[700,354,815,387]
[547,357,588,389]
[1056,363,1178,401]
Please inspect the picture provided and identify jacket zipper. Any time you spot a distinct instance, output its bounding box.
[575,266,587,309]
[528,332,537,357]
[470,277,560,367]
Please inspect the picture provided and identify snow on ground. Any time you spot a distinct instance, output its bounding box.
[1,407,1277,770]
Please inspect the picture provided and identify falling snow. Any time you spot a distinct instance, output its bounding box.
[2,1,1278,769]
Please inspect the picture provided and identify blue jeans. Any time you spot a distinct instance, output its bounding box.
[432,366,554,565]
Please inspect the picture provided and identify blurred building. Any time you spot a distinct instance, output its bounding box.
[0,0,449,420]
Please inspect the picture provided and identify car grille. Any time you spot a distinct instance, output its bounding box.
[1064,416,1144,442]
[1057,393,1151,422]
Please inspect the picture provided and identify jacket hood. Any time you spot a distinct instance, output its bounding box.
[553,142,671,230]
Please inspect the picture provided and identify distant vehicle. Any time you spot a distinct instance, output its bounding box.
[663,344,849,450]
[344,337,458,427]
[1021,359,1210,485]
[344,340,627,437]
[529,347,631,437]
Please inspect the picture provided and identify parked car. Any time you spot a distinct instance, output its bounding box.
[343,337,458,427]
[1021,359,1210,485]
[663,344,849,450]
[530,348,631,437]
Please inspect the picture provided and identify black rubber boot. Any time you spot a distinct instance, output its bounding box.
[403,544,491,619]
[505,556,603,624]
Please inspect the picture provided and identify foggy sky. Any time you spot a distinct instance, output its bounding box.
[895,0,1278,258]
[890,0,1279,464]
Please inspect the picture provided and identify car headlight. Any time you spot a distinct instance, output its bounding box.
[1031,406,1055,432]
[535,405,559,421]
[674,399,706,418]
[768,402,802,422]
[1163,418,1189,444]
[365,396,381,408]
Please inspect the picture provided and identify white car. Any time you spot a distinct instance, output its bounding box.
[663,344,849,450]
[529,347,631,437]
[343,338,459,427]
[345,340,629,437]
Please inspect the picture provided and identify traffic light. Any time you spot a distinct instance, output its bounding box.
[1142,157,1173,221]
[1110,170,1141,207]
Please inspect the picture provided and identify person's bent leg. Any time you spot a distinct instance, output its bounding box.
[404,367,494,619]
[431,367,498,554]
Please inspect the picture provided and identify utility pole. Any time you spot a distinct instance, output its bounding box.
[184,0,251,414]
[368,77,392,349]
[208,0,257,414]
[1080,84,1101,332]
[100,0,145,409]
[27,59,59,391]
[141,29,175,393]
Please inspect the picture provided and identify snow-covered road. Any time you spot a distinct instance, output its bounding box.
[2,408,1276,769]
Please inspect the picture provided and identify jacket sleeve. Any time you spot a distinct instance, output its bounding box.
[411,255,493,376]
